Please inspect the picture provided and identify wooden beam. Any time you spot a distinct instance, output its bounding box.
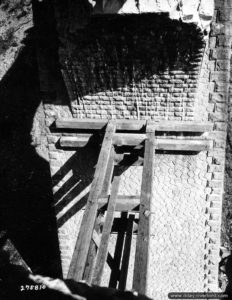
[133,122,155,294]
[83,213,103,283]
[98,195,140,212]
[156,139,213,151]
[113,134,212,151]
[67,121,116,281]
[60,134,93,147]
[92,230,115,270]
[61,135,212,151]
[56,118,213,132]
[113,133,146,146]
[92,174,121,285]
[86,150,116,279]
[153,122,213,132]
[56,118,107,130]
[100,148,115,196]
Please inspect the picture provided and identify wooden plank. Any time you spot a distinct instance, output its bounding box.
[67,121,116,281]
[83,149,115,282]
[156,139,213,151]
[60,135,92,147]
[83,213,103,283]
[133,123,155,294]
[118,214,135,290]
[115,119,146,131]
[113,133,146,146]
[92,230,115,270]
[59,135,144,148]
[113,134,212,151]
[56,118,213,132]
[92,174,121,285]
[100,148,115,196]
[153,121,213,132]
[60,135,212,151]
[98,195,140,212]
[56,118,145,131]
[56,118,107,130]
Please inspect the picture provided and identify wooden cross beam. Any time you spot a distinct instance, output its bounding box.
[56,118,213,132]
[60,135,212,152]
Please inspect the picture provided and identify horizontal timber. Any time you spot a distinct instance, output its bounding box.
[60,135,213,151]
[61,134,93,147]
[56,118,213,132]
[98,195,140,212]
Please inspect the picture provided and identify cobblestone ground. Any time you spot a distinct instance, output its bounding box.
[100,152,208,299]
[148,153,208,299]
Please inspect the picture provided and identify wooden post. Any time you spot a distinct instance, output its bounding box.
[83,147,116,283]
[83,212,102,283]
[100,147,115,197]
[92,172,121,285]
[67,121,116,281]
[133,121,155,294]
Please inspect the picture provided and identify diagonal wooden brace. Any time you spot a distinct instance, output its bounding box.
[92,172,121,285]
[67,120,116,281]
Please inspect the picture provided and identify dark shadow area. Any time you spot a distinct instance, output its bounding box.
[53,136,101,227]
[220,254,232,299]
[222,130,232,249]
[0,30,61,277]
[54,0,205,99]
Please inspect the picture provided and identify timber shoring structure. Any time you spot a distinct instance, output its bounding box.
[55,118,213,294]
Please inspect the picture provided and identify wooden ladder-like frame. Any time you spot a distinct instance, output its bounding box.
[55,118,213,294]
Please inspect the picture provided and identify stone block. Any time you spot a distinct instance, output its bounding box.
[207,194,222,202]
[210,71,230,82]
[208,111,228,122]
[211,48,231,60]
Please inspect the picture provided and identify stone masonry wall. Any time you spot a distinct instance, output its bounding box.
[61,15,204,121]
[34,0,232,297]
[194,0,232,292]
[222,0,232,262]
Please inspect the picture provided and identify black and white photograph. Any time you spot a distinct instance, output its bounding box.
[0,1,231,299]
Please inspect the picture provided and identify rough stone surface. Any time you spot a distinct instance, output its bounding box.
[0,0,33,80]
[118,167,143,195]
[90,0,214,32]
[148,153,208,299]
[59,15,204,121]
[220,3,232,293]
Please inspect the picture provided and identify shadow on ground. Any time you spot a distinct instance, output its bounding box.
[0,31,61,278]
